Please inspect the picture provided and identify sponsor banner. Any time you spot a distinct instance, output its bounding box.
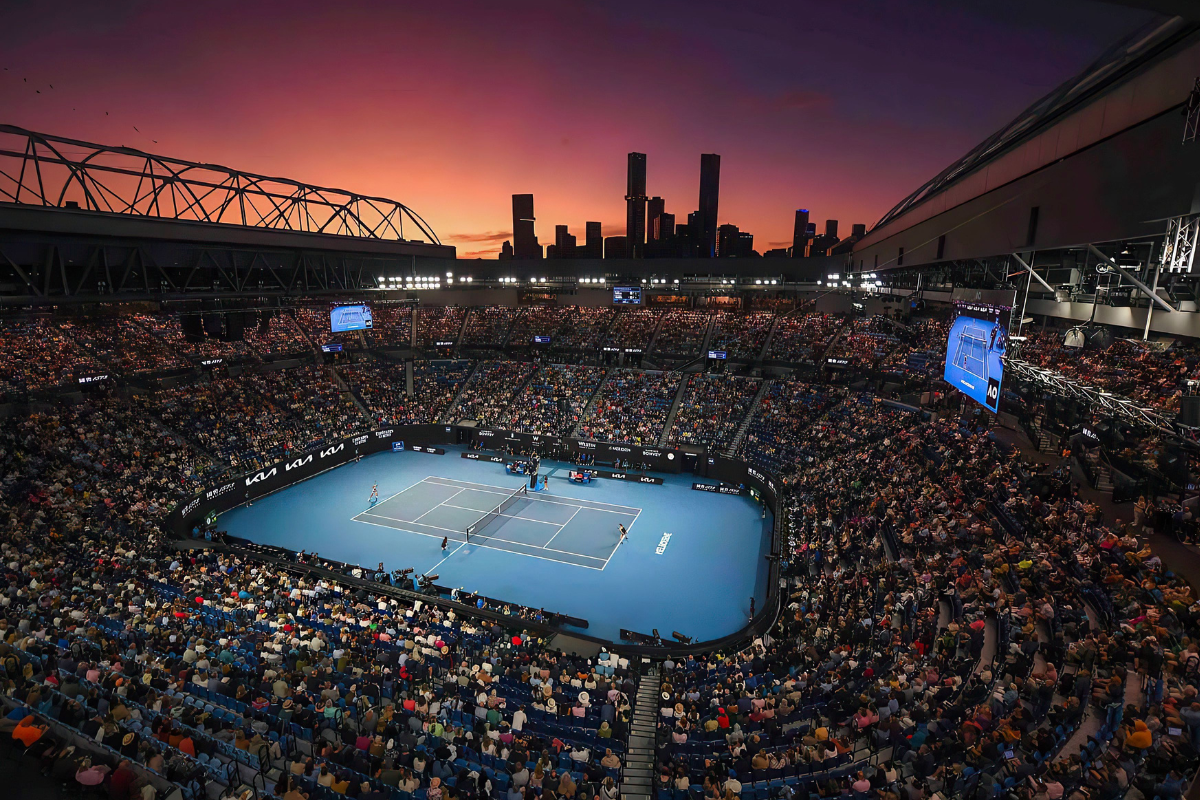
[408,445,445,455]
[462,452,506,463]
[77,374,110,384]
[703,455,779,508]
[169,424,451,536]
[597,470,664,485]
[692,482,744,495]
[565,438,681,473]
[826,357,850,367]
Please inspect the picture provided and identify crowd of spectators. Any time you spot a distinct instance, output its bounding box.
[500,364,606,437]
[1016,334,1200,413]
[418,307,467,348]
[132,314,260,365]
[738,382,838,474]
[709,313,775,361]
[0,318,109,397]
[652,311,711,357]
[463,308,518,348]
[72,317,193,375]
[658,394,1200,800]
[879,318,952,379]
[241,312,314,358]
[370,306,415,348]
[135,366,366,470]
[342,361,473,426]
[768,314,845,363]
[829,316,899,368]
[577,369,681,445]
[0,409,637,800]
[668,375,762,450]
[603,310,661,352]
[2,309,1200,800]
[449,361,538,425]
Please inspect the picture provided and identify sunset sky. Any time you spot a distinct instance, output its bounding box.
[0,1,1153,257]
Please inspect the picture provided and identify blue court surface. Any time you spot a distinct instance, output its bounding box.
[218,445,772,642]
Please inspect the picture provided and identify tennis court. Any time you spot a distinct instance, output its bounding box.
[953,324,989,380]
[353,476,639,569]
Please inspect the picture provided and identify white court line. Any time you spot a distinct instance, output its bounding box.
[426,540,467,575]
[424,476,640,514]
[542,506,581,550]
[350,516,605,570]
[354,512,463,536]
[411,487,467,525]
[355,511,597,559]
[599,507,642,570]
[439,503,565,527]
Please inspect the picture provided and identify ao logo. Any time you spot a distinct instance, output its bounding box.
[986,380,1000,405]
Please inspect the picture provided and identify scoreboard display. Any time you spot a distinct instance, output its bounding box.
[612,286,642,305]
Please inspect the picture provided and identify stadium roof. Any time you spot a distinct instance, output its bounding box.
[870,15,1197,233]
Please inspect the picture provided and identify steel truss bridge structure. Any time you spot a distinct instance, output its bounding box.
[0,125,454,304]
[1003,356,1176,433]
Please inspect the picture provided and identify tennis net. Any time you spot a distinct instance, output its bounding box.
[465,484,527,541]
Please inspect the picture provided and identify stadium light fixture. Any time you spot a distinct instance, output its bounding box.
[755,279,762,285]
[446,271,453,277]
[598,278,604,283]
[771,279,777,285]
[673,279,679,284]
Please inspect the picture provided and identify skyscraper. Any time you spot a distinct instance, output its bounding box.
[791,209,810,258]
[585,222,602,259]
[655,212,675,242]
[698,154,720,258]
[717,223,739,257]
[646,196,665,242]
[625,153,647,258]
[512,194,540,259]
[851,223,866,239]
[554,225,576,258]
[825,220,839,241]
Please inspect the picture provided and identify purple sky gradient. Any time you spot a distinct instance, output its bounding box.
[0,0,1154,256]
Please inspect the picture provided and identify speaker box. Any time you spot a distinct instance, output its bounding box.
[203,314,224,337]
[181,314,204,342]
[224,311,246,341]
[1181,396,1200,428]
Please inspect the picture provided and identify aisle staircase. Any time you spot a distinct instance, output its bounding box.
[757,315,781,362]
[726,379,772,456]
[659,375,692,447]
[572,365,618,438]
[621,666,660,800]
[439,361,485,423]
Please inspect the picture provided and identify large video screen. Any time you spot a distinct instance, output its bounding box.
[613,286,642,305]
[943,302,1008,412]
[330,305,373,332]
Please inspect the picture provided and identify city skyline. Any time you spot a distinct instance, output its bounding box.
[0,0,1154,257]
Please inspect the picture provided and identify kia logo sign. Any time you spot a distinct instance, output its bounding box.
[246,467,277,486]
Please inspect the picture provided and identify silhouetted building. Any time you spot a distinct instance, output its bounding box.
[717,224,739,257]
[792,209,810,258]
[625,153,647,258]
[737,231,755,257]
[831,223,867,256]
[824,220,838,240]
[546,244,558,259]
[654,211,674,243]
[555,225,577,258]
[646,196,664,242]
[512,194,541,259]
[585,222,603,258]
[810,219,841,258]
[499,240,514,260]
[604,235,628,259]
[698,154,720,257]
[763,248,790,258]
